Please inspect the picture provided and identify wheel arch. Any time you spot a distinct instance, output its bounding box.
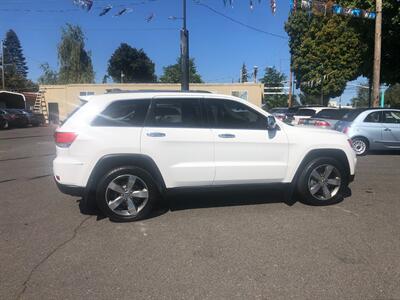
[86,154,166,195]
[291,149,351,186]
[351,135,370,145]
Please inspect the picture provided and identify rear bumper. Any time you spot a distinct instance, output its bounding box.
[55,179,85,197]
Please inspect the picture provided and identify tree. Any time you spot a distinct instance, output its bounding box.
[285,13,363,105]
[57,24,94,84]
[350,83,370,107]
[108,43,156,83]
[384,84,400,108]
[38,63,58,85]
[3,29,28,79]
[159,57,202,83]
[240,63,248,83]
[261,66,288,108]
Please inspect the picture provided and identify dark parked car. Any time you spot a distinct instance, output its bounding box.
[17,109,45,127]
[2,109,29,128]
[0,109,12,129]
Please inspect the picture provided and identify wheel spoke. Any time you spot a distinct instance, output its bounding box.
[324,165,334,178]
[322,185,331,199]
[310,182,322,195]
[311,169,322,181]
[327,178,340,186]
[126,175,137,192]
[108,196,124,210]
[126,198,137,214]
[108,181,124,194]
[132,188,148,199]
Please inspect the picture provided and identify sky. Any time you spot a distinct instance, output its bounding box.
[0,0,361,103]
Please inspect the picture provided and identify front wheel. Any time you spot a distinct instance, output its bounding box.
[96,166,159,222]
[296,157,348,206]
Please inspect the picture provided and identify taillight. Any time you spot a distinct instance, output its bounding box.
[315,120,330,127]
[343,126,349,134]
[54,132,77,148]
[298,119,305,124]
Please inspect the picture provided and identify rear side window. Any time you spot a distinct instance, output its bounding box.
[383,111,400,124]
[364,111,382,123]
[314,109,349,120]
[92,99,150,127]
[146,99,203,128]
[205,99,266,130]
[342,109,366,121]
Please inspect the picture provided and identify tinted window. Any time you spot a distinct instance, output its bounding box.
[314,109,350,120]
[205,99,266,130]
[383,111,400,124]
[271,108,287,114]
[92,99,150,127]
[364,111,382,123]
[295,109,316,117]
[146,99,202,128]
[342,109,367,121]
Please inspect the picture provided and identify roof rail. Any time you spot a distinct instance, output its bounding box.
[105,89,212,94]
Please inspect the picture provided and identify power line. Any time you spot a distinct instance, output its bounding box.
[194,1,287,39]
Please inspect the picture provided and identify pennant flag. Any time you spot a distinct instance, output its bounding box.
[271,0,277,14]
[114,8,132,17]
[73,0,93,11]
[146,12,155,22]
[99,5,112,16]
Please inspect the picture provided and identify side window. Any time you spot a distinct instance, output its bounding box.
[364,111,382,123]
[146,99,203,128]
[383,111,400,124]
[92,99,150,127]
[205,99,266,130]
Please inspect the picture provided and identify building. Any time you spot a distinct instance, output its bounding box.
[39,83,264,122]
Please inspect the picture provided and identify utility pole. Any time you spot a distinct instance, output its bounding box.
[372,0,382,107]
[288,68,293,107]
[1,40,5,90]
[181,0,189,91]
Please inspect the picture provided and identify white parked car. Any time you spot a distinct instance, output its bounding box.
[53,91,356,221]
[291,107,336,125]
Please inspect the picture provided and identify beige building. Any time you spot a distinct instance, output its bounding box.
[39,83,264,122]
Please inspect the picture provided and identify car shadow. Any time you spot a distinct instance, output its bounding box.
[368,150,400,156]
[77,186,353,221]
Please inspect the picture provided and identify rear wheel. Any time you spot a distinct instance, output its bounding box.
[297,157,347,206]
[96,166,158,222]
[0,120,8,129]
[352,137,368,156]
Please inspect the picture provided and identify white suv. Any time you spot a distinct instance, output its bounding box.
[53,91,356,221]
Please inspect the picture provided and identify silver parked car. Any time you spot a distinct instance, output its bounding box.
[298,108,351,129]
[335,108,400,155]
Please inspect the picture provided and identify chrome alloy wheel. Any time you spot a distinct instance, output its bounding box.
[352,139,366,155]
[105,174,149,216]
[308,164,341,201]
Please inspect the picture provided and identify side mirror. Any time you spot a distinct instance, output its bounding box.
[267,115,277,130]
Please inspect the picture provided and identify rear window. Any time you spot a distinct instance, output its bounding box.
[341,109,367,122]
[314,109,349,120]
[271,108,287,114]
[92,99,150,127]
[295,109,316,117]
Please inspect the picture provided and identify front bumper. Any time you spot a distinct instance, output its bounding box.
[55,179,85,197]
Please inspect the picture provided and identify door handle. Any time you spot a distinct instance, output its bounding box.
[147,132,166,137]
[384,128,392,132]
[218,133,235,138]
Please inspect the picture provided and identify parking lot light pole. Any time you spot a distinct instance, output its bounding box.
[181,0,189,91]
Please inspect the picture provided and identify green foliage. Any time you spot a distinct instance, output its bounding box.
[57,24,94,84]
[384,84,400,108]
[3,29,28,79]
[38,63,58,85]
[159,57,202,83]
[350,83,370,107]
[285,12,362,105]
[240,63,248,83]
[261,66,288,108]
[108,43,156,83]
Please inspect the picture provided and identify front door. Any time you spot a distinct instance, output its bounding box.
[141,97,214,188]
[204,98,289,185]
[381,110,400,148]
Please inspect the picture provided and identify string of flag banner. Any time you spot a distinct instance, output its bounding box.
[223,0,277,15]
[290,0,376,19]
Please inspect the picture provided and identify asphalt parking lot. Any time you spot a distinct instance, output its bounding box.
[1,126,400,300]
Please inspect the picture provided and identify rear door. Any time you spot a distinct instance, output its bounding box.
[381,110,400,148]
[141,97,214,188]
[204,98,289,185]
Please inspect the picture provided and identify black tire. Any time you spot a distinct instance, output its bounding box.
[96,166,159,222]
[351,137,369,156]
[0,120,8,130]
[296,157,348,206]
